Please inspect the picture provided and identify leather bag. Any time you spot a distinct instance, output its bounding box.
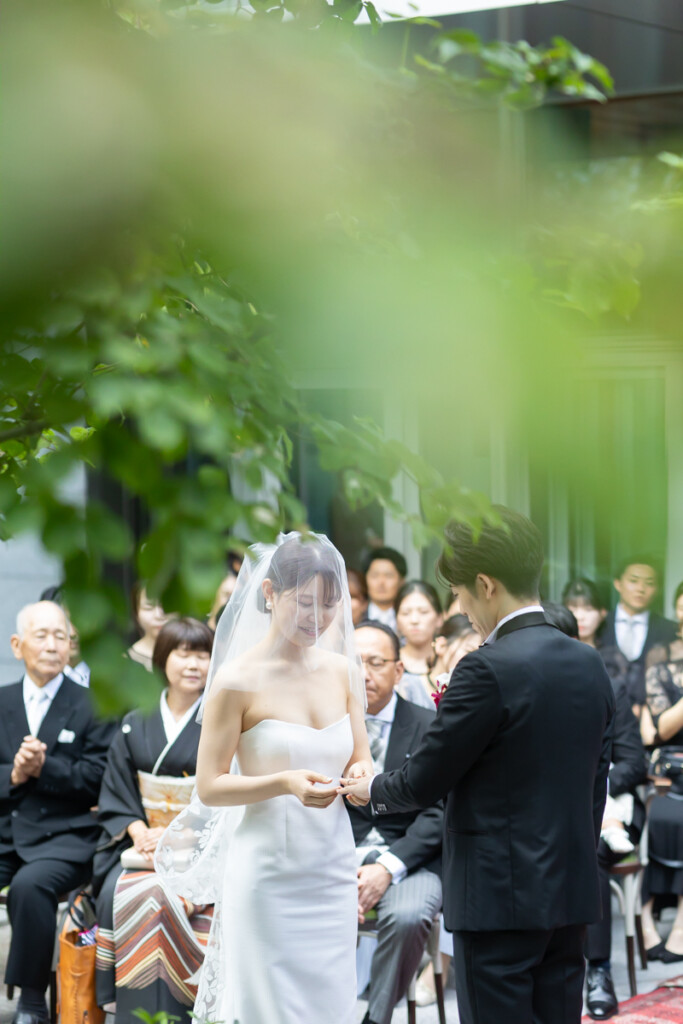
[57,892,105,1024]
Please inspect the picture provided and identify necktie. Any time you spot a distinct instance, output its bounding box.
[27,691,50,737]
[620,618,639,662]
[365,718,386,771]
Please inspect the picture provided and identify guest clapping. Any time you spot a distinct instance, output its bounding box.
[0,602,109,1024]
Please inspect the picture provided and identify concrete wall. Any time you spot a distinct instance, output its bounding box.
[0,466,85,686]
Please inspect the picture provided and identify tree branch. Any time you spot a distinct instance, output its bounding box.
[0,419,50,444]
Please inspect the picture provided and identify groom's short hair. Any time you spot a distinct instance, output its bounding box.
[437,505,543,599]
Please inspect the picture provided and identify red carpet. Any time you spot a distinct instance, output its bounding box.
[583,979,683,1022]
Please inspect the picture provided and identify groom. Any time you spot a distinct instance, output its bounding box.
[342,506,615,1024]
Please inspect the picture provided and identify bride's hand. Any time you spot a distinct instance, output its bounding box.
[346,760,373,780]
[285,769,339,808]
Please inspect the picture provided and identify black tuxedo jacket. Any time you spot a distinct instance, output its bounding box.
[347,694,443,875]
[600,609,678,656]
[599,610,678,705]
[0,678,110,864]
[371,612,615,933]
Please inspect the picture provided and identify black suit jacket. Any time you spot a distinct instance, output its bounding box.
[0,678,110,863]
[371,612,615,933]
[599,610,678,705]
[347,694,443,875]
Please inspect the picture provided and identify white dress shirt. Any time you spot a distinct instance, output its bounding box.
[614,605,649,662]
[359,692,407,884]
[23,672,64,736]
[367,602,398,633]
[65,661,90,688]
[483,604,545,645]
[159,690,202,746]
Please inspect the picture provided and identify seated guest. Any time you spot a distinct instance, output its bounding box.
[432,615,480,677]
[412,614,481,1005]
[641,637,683,964]
[94,617,214,1023]
[0,601,109,1024]
[363,548,407,632]
[127,583,170,672]
[599,557,677,710]
[545,600,647,1020]
[347,569,370,626]
[350,621,443,1024]
[563,577,641,702]
[394,582,443,709]
[207,571,238,631]
[39,585,90,687]
[674,581,683,635]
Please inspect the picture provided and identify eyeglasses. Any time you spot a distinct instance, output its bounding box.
[360,656,399,671]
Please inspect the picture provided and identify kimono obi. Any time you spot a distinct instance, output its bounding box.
[137,772,196,828]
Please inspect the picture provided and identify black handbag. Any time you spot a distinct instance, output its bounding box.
[650,746,683,790]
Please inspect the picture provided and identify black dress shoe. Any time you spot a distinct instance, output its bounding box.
[647,940,666,961]
[586,966,618,1020]
[12,1012,49,1024]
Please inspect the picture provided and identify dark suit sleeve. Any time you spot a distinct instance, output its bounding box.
[387,801,443,873]
[608,686,647,797]
[34,711,109,803]
[593,698,615,845]
[0,766,26,801]
[372,653,504,814]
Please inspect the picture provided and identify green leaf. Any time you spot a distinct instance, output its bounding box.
[364,1,381,30]
[438,28,481,53]
[138,410,186,452]
[659,152,683,170]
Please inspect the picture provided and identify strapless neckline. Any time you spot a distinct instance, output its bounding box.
[242,713,350,737]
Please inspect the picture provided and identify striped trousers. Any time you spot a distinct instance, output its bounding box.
[366,867,442,1024]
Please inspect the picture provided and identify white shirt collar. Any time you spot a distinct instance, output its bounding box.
[366,690,397,725]
[484,605,545,645]
[367,603,398,630]
[22,671,64,704]
[615,604,649,627]
[159,689,201,746]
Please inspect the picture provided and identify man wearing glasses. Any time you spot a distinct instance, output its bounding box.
[350,620,444,1024]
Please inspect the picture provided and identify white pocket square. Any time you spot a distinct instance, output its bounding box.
[57,729,75,744]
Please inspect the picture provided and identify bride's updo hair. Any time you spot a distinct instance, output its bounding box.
[259,536,343,612]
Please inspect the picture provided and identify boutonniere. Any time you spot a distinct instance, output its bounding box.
[431,673,451,709]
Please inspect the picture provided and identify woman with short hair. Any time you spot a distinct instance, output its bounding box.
[94,617,214,1022]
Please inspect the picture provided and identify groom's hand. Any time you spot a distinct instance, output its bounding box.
[338,775,372,806]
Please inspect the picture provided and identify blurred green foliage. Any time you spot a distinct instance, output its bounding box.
[1,0,677,708]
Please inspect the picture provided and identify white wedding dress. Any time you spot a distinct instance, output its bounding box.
[207,713,358,1024]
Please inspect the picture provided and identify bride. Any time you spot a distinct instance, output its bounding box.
[157,533,371,1024]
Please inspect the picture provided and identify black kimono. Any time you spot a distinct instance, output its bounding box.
[93,702,211,1022]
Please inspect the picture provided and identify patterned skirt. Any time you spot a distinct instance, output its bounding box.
[96,869,213,1023]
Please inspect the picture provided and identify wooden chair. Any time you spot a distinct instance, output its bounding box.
[608,856,646,997]
[358,911,447,1024]
[607,785,656,999]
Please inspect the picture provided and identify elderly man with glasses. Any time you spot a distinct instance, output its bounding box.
[348,619,443,1024]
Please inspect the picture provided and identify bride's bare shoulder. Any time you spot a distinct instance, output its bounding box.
[208,649,260,698]
[319,649,358,684]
